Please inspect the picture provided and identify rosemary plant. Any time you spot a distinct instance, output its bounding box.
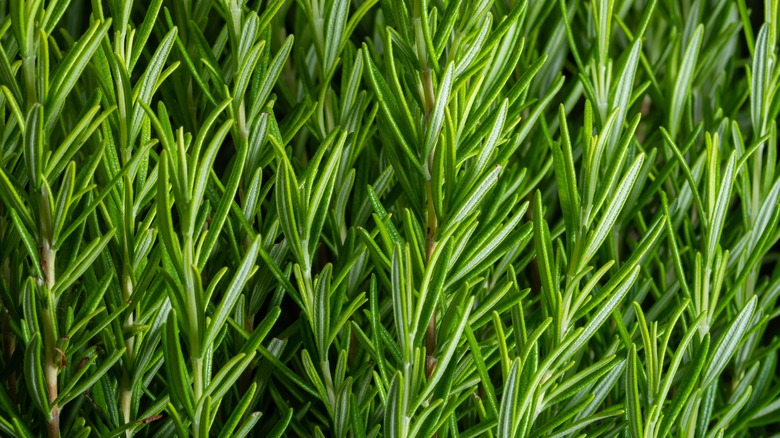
[0,0,779,436]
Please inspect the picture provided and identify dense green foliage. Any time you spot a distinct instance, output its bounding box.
[0,0,779,436]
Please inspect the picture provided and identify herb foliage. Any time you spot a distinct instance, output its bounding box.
[0,0,779,436]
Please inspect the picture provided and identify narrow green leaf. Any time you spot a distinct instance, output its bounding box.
[46,19,112,131]
[706,152,735,266]
[52,229,115,296]
[23,103,43,189]
[384,373,405,438]
[627,344,644,437]
[202,236,261,351]
[24,333,50,415]
[497,358,521,438]
[56,348,126,407]
[324,0,348,72]
[424,64,454,174]
[251,35,294,122]
[706,385,752,438]
[669,25,703,139]
[659,335,710,436]
[130,27,177,144]
[702,297,757,388]
[9,209,43,279]
[564,265,639,358]
[582,154,644,266]
[448,164,501,225]
[610,40,642,156]
[534,191,557,309]
[751,24,770,134]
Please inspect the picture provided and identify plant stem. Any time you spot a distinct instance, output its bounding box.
[192,356,204,438]
[119,372,132,428]
[119,260,135,435]
[424,180,438,380]
[193,356,204,400]
[23,55,36,109]
[39,226,59,437]
[419,0,438,373]
[42,292,59,438]
[183,229,204,437]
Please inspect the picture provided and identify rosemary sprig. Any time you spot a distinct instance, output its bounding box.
[0,0,779,436]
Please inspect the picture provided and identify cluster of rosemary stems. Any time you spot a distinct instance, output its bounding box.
[0,0,779,436]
